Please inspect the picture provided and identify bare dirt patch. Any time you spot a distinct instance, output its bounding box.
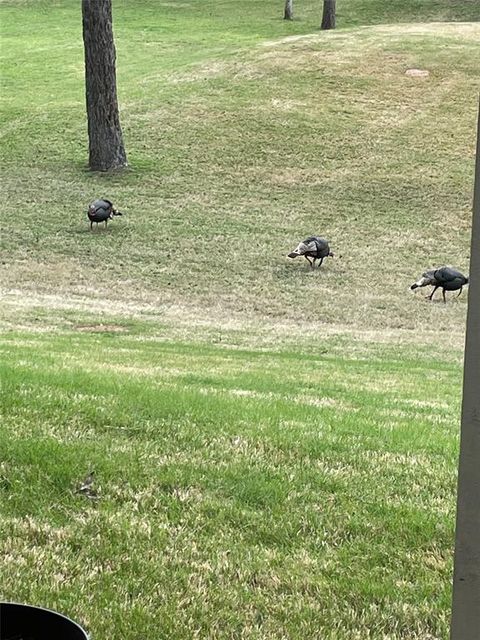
[405,68,430,78]
[74,324,129,334]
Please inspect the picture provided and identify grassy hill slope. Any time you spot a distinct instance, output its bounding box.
[1,1,478,336]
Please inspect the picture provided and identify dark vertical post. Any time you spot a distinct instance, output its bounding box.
[450,101,480,639]
[284,0,293,20]
[321,0,336,30]
[82,0,127,171]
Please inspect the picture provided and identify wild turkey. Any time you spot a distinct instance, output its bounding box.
[288,236,334,268]
[87,199,123,230]
[410,266,469,303]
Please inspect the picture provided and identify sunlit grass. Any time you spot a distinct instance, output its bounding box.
[0,325,460,638]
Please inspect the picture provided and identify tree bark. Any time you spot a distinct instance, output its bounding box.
[284,0,293,20]
[321,0,336,30]
[82,0,127,171]
[450,101,480,639]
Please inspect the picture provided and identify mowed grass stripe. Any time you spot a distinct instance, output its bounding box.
[1,330,460,446]
[1,329,458,638]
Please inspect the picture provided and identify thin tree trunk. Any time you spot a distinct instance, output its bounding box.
[284,0,293,20]
[321,0,336,30]
[450,101,480,640]
[82,0,127,171]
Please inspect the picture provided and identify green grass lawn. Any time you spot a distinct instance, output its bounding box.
[0,324,461,638]
[1,1,478,333]
[1,0,478,638]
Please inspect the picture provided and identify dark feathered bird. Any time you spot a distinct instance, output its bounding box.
[410,266,469,303]
[288,236,334,268]
[87,199,123,230]
[74,470,98,498]
[76,471,95,493]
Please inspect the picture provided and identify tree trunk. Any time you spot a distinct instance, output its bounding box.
[82,0,127,171]
[284,0,293,20]
[321,0,336,30]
